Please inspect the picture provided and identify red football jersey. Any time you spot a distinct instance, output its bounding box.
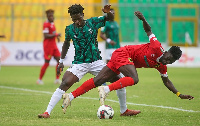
[124,34,167,77]
[43,21,57,48]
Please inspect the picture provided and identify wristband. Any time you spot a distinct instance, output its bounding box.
[176,92,181,97]
[59,59,64,63]
[106,38,111,43]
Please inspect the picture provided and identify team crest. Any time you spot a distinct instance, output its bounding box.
[128,58,133,62]
[155,63,160,68]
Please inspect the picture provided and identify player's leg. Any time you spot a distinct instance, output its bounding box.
[37,47,52,85]
[60,65,116,114]
[37,59,50,85]
[38,68,79,118]
[54,56,61,84]
[102,64,139,93]
[38,71,79,118]
[53,47,61,84]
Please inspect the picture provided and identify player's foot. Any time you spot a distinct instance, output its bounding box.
[120,109,141,116]
[61,93,71,114]
[36,79,44,85]
[54,79,61,84]
[98,86,108,105]
[38,112,50,118]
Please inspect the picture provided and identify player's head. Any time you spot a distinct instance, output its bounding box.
[46,9,54,22]
[68,4,85,27]
[110,8,115,21]
[160,46,182,65]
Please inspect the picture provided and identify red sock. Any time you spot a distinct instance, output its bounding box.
[39,63,49,80]
[108,77,134,91]
[72,78,96,98]
[56,63,60,79]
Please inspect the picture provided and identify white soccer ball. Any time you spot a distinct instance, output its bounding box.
[97,105,114,119]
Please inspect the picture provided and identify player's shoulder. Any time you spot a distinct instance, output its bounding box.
[65,24,73,30]
[43,21,50,25]
[89,16,105,21]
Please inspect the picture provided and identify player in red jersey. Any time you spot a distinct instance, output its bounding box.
[37,9,61,85]
[60,11,194,114]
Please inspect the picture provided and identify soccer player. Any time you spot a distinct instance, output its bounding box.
[38,4,139,118]
[37,9,61,85]
[60,11,194,113]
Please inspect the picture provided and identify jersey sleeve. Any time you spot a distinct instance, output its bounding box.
[156,64,168,77]
[149,33,161,46]
[43,22,49,33]
[65,26,71,41]
[91,16,106,29]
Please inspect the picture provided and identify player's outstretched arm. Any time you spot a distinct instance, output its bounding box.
[102,4,114,21]
[161,76,194,100]
[134,11,152,37]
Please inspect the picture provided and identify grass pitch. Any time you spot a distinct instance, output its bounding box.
[0,66,200,126]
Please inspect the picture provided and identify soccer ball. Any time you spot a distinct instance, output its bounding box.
[97,105,114,119]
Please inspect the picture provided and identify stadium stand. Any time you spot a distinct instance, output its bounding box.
[0,0,199,46]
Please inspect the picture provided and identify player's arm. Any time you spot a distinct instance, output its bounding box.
[100,30,116,46]
[102,4,114,21]
[57,39,70,75]
[161,76,194,100]
[44,33,61,39]
[134,11,152,37]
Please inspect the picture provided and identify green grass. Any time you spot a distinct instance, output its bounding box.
[0,66,200,126]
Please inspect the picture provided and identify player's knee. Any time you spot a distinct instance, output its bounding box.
[94,78,105,87]
[133,77,139,85]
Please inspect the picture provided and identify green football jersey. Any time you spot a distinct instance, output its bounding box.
[101,21,120,49]
[65,16,106,64]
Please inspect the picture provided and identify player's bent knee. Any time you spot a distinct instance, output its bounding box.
[133,77,139,85]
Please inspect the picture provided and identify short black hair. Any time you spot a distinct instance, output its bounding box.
[46,9,54,15]
[68,4,84,16]
[168,46,182,60]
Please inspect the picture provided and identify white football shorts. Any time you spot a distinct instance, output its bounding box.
[105,49,116,60]
[66,60,106,80]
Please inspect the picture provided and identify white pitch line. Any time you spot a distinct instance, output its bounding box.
[0,85,199,113]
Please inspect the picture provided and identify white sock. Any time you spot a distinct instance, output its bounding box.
[69,92,74,101]
[46,88,65,114]
[116,87,127,114]
[104,86,110,94]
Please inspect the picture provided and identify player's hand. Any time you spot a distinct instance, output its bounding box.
[179,94,194,100]
[57,63,64,76]
[102,4,111,13]
[57,37,60,43]
[110,40,116,46]
[57,33,61,37]
[134,11,145,21]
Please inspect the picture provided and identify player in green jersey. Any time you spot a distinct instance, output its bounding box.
[100,8,120,63]
[38,4,140,118]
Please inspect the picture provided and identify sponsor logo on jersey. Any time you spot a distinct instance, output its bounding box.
[128,57,133,62]
[74,35,78,38]
[88,28,93,34]
[151,54,155,57]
